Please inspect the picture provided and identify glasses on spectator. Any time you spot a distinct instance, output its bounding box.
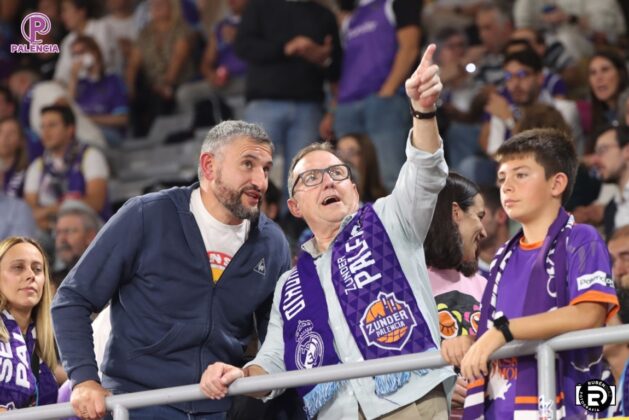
[291,164,351,197]
[55,227,82,237]
[594,143,619,156]
[504,69,532,81]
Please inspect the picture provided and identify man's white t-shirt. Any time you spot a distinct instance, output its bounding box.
[190,188,249,282]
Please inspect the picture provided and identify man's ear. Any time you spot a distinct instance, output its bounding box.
[550,172,568,199]
[287,197,303,219]
[199,152,216,182]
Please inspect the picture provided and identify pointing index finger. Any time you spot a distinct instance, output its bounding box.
[419,44,436,71]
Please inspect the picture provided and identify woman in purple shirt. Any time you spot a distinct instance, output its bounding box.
[0,237,59,411]
[68,35,129,147]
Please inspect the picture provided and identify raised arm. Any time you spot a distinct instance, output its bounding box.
[405,44,442,153]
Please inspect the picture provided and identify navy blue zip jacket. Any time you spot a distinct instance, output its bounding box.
[52,184,291,413]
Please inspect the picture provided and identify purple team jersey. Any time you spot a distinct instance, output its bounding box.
[486,226,618,419]
[76,74,129,117]
[337,0,397,103]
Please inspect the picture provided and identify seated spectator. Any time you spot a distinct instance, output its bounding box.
[54,0,120,85]
[609,225,629,289]
[581,125,629,238]
[8,67,106,150]
[335,133,387,203]
[503,41,567,98]
[67,35,129,147]
[101,0,140,75]
[586,49,629,152]
[23,105,110,231]
[513,0,626,59]
[603,226,629,417]
[481,49,583,157]
[176,0,248,117]
[0,117,29,197]
[470,4,513,87]
[126,0,195,136]
[0,193,36,240]
[508,27,580,93]
[460,50,583,186]
[0,237,59,411]
[424,173,488,417]
[54,200,102,271]
[477,186,509,279]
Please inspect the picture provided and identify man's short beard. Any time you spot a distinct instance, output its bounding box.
[215,170,261,222]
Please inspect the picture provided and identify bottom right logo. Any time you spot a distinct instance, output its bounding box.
[575,380,616,412]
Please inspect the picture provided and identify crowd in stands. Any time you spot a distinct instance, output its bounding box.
[0,0,629,418]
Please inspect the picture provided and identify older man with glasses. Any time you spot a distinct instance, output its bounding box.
[200,44,456,420]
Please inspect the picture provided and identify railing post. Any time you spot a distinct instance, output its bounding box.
[537,343,556,420]
[113,404,129,420]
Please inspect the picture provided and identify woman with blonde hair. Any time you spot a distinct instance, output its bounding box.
[0,237,58,411]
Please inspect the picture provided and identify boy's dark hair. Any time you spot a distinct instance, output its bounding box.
[41,104,76,127]
[425,172,481,276]
[496,128,577,204]
[503,48,543,73]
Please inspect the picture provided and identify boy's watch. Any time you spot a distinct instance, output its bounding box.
[493,313,514,343]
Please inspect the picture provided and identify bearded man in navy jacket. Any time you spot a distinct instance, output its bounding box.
[52,120,291,420]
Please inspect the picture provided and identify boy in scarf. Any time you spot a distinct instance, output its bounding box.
[200,44,457,419]
[455,128,619,419]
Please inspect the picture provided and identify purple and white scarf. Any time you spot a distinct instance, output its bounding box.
[280,204,437,418]
[0,311,58,410]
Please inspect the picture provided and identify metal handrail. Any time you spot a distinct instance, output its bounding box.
[3,325,629,420]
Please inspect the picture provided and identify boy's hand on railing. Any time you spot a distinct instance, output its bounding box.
[200,362,245,400]
[460,328,506,381]
[440,335,475,367]
[71,380,110,420]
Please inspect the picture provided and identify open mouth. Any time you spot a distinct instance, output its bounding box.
[321,196,341,206]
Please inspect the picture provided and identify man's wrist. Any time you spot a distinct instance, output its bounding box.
[410,103,437,119]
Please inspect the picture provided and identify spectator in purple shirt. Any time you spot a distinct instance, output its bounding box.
[67,35,129,147]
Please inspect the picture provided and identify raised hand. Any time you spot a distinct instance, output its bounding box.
[405,44,442,112]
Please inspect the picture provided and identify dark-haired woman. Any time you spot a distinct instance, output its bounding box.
[425,172,488,418]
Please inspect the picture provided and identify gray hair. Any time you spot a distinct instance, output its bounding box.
[287,142,342,198]
[57,200,103,232]
[197,120,273,182]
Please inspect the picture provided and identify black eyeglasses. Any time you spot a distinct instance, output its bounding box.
[290,164,351,197]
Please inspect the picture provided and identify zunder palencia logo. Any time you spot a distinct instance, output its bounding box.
[11,12,60,54]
